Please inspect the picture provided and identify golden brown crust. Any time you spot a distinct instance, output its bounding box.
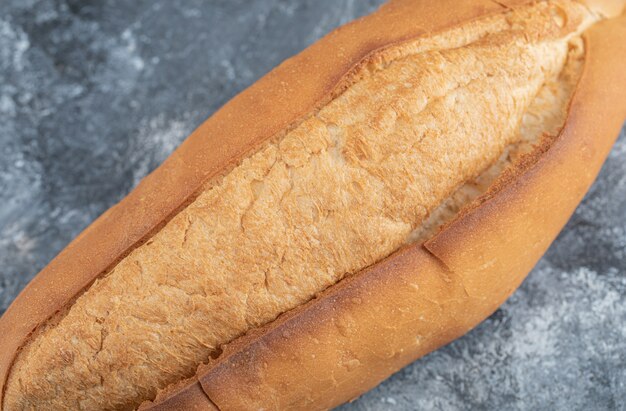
[0,1,513,404]
[140,381,218,411]
[142,8,626,411]
[1,0,625,409]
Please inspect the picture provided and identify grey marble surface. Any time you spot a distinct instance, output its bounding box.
[0,1,624,410]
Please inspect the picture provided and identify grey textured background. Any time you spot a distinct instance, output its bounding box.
[0,1,625,410]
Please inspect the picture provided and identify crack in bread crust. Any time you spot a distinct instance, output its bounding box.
[5,2,595,410]
[410,35,586,243]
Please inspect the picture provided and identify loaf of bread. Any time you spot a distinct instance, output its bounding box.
[1,0,625,410]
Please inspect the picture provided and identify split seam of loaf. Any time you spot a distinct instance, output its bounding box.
[3,1,620,410]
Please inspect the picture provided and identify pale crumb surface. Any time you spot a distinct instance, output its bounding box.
[410,35,586,243]
[5,2,593,410]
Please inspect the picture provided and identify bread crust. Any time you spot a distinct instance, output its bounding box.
[140,380,218,411]
[1,0,625,409]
